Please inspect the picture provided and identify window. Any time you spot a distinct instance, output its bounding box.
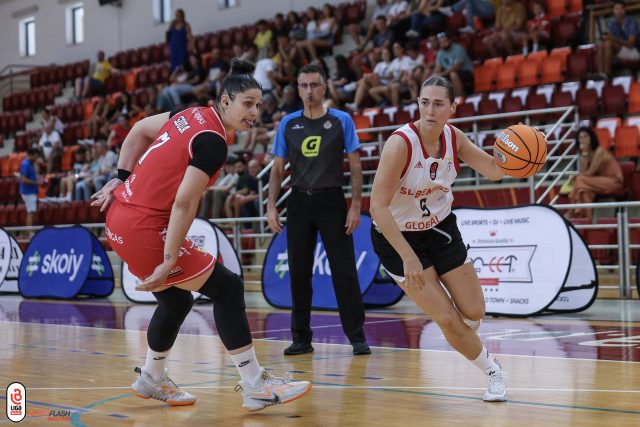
[66,3,84,45]
[153,0,172,24]
[218,0,238,9]
[19,17,36,57]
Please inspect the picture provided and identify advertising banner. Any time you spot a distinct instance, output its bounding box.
[262,215,381,309]
[18,226,114,299]
[0,228,23,293]
[121,218,219,303]
[455,205,597,316]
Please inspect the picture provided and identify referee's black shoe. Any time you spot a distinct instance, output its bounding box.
[284,342,315,356]
[352,342,372,355]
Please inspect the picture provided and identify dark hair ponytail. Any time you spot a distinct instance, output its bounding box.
[216,58,262,108]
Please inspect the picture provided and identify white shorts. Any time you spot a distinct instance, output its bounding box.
[617,46,640,61]
[21,194,37,213]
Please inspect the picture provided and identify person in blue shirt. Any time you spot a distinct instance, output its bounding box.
[267,64,371,356]
[433,32,474,97]
[597,0,640,78]
[19,147,40,226]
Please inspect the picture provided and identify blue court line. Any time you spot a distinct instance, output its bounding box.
[0,396,90,413]
[69,393,131,427]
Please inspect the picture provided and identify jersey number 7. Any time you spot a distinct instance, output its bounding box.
[138,131,171,165]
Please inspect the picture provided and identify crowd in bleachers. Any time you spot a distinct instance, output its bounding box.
[2,0,640,239]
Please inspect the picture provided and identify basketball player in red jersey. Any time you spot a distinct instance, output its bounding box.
[91,59,311,411]
[370,76,509,401]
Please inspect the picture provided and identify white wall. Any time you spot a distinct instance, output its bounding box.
[0,0,351,71]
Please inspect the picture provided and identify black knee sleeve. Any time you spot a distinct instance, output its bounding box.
[198,263,252,351]
[147,287,194,352]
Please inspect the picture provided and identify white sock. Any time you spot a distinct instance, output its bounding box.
[523,46,529,56]
[532,42,539,52]
[471,346,501,376]
[230,347,262,385]
[144,348,170,382]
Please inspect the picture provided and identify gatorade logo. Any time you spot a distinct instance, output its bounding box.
[301,136,321,157]
[28,249,85,282]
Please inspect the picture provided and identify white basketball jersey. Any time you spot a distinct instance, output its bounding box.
[388,122,460,231]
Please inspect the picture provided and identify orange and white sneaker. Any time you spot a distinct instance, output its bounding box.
[131,367,197,406]
[235,368,311,412]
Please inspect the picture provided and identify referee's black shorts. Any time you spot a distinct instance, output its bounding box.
[370,212,468,281]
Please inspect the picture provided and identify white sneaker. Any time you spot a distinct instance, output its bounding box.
[131,367,197,406]
[236,368,312,412]
[483,361,508,402]
[439,6,454,17]
[406,29,420,39]
[459,26,475,34]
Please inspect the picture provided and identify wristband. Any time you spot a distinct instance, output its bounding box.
[118,169,131,181]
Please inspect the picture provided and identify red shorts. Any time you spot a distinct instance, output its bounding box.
[106,200,215,285]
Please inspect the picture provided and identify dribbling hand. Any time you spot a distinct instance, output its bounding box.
[401,255,426,292]
[90,178,123,212]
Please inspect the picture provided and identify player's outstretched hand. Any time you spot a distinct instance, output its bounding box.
[136,260,173,292]
[90,178,123,212]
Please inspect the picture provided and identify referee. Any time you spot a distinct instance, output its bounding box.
[267,64,370,356]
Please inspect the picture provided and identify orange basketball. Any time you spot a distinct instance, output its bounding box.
[493,124,547,178]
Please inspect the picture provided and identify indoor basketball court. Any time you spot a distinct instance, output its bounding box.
[1,294,638,426]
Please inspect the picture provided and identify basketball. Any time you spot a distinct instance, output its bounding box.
[493,124,548,178]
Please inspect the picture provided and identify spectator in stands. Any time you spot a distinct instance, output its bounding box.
[157,53,206,111]
[272,13,290,39]
[98,140,118,186]
[287,11,307,42]
[351,16,395,79]
[74,50,114,98]
[328,54,358,107]
[114,92,141,118]
[253,44,279,96]
[40,107,64,138]
[482,0,527,58]
[276,35,304,83]
[298,4,338,62]
[254,20,273,58]
[567,127,624,219]
[199,157,239,219]
[406,0,447,39]
[348,46,395,111]
[408,35,440,100]
[433,31,474,97]
[348,0,391,49]
[439,0,496,34]
[224,158,247,217]
[228,159,261,225]
[38,122,63,174]
[58,145,91,201]
[523,1,550,55]
[368,42,415,107]
[107,114,131,150]
[87,96,110,140]
[386,0,411,37]
[596,0,640,79]
[166,8,193,72]
[19,148,40,226]
[192,47,230,99]
[272,84,303,122]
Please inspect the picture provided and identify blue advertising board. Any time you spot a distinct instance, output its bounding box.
[19,226,114,299]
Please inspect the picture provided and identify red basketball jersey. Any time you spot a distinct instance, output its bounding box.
[115,106,227,218]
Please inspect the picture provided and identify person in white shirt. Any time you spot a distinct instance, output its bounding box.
[369,42,415,106]
[38,123,63,173]
[348,46,394,111]
[370,75,509,403]
[298,4,337,61]
[348,0,391,49]
[199,158,240,218]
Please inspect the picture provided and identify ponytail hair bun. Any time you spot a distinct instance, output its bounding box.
[229,58,256,76]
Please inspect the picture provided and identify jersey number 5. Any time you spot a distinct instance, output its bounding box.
[138,131,171,165]
[419,198,431,218]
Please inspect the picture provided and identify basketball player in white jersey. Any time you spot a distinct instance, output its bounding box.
[369,76,508,401]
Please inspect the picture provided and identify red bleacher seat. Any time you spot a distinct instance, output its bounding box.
[576,87,598,118]
[614,126,640,158]
[602,84,627,116]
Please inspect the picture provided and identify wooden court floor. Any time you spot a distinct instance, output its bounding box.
[0,295,639,426]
